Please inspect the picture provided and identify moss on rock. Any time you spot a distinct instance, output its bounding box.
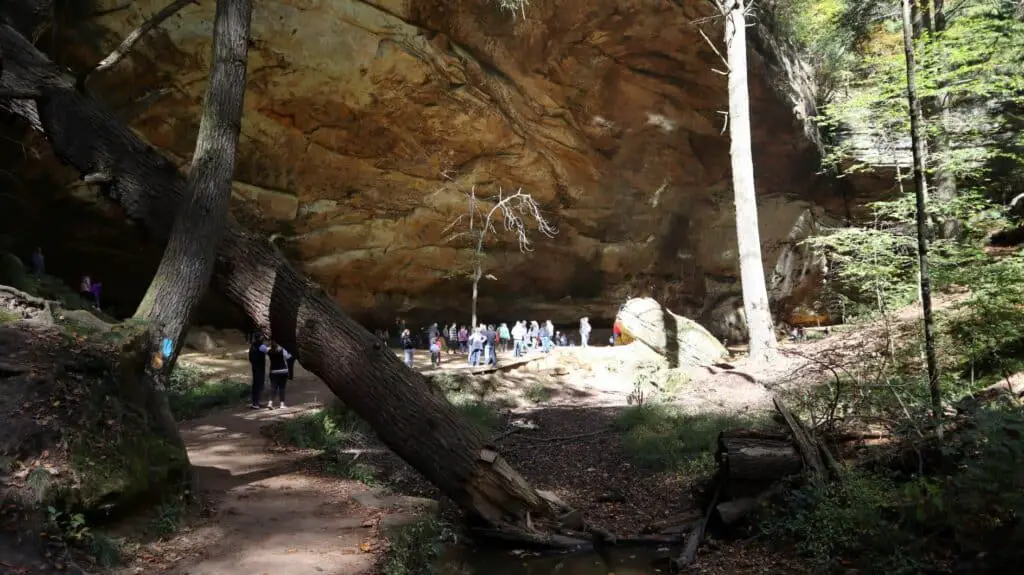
[0,318,189,522]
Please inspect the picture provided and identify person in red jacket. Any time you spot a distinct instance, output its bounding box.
[612,322,622,346]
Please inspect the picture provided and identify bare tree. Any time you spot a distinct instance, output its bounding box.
[444,187,557,327]
[901,0,942,419]
[702,0,778,363]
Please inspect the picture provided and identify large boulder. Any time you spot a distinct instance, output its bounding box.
[615,297,728,367]
[0,322,189,524]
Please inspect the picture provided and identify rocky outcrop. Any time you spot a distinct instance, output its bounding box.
[615,297,728,367]
[1,0,862,333]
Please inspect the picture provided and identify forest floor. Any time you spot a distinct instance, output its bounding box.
[95,335,843,575]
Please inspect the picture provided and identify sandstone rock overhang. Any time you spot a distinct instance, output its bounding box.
[2,0,854,331]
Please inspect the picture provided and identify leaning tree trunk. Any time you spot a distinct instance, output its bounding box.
[901,0,942,419]
[134,0,253,369]
[722,0,777,363]
[0,21,560,533]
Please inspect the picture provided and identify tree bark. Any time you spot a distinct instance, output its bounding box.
[923,0,959,239]
[901,0,942,420]
[471,266,480,328]
[0,20,558,533]
[721,0,777,363]
[717,429,803,481]
[134,0,252,369]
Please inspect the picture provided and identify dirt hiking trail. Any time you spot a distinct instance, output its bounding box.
[134,350,435,575]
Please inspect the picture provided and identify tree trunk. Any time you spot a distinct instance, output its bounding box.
[717,429,803,481]
[722,0,777,363]
[471,265,480,328]
[134,0,252,369]
[923,0,959,239]
[901,0,943,420]
[0,21,558,532]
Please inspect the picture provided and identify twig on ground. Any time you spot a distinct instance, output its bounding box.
[512,429,612,443]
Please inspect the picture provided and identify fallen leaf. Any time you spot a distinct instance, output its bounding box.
[287,548,297,553]
[358,542,372,552]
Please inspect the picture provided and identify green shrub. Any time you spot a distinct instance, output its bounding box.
[524,382,553,403]
[165,363,249,420]
[283,405,367,450]
[614,405,770,477]
[761,471,918,572]
[381,519,448,575]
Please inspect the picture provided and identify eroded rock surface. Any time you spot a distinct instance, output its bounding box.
[10,0,853,328]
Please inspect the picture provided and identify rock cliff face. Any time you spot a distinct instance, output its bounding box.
[15,0,853,333]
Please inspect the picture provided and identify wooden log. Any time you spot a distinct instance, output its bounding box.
[717,429,803,481]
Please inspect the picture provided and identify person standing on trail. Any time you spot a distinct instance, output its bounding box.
[401,329,415,368]
[511,321,526,357]
[579,317,591,348]
[447,323,458,355]
[458,325,469,353]
[429,333,443,368]
[484,324,498,367]
[468,326,486,366]
[262,341,292,409]
[498,322,511,353]
[248,330,267,409]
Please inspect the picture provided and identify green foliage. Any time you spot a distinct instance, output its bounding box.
[165,363,249,420]
[761,470,922,573]
[807,190,1006,318]
[283,406,367,450]
[0,309,19,324]
[280,406,379,484]
[88,533,124,568]
[615,405,770,478]
[524,382,553,403]
[150,499,185,536]
[381,518,450,575]
[46,506,91,543]
[946,251,1024,376]
[763,406,1024,572]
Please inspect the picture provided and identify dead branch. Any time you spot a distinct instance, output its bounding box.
[673,481,722,569]
[79,0,199,87]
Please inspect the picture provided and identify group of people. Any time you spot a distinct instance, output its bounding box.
[247,330,296,409]
[399,317,594,368]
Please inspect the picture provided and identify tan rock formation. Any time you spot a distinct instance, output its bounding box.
[37,0,846,331]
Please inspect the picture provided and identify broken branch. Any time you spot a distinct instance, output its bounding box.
[79,0,199,87]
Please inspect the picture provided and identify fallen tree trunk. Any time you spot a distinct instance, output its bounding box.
[0,21,559,534]
[717,429,803,481]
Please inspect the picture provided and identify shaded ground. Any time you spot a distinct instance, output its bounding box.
[97,337,820,574]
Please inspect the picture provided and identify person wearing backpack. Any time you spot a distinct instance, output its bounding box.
[263,341,292,409]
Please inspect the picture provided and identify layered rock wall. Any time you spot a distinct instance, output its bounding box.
[3,0,855,334]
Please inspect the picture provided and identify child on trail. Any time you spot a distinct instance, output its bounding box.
[247,330,267,409]
[262,340,292,409]
[430,335,443,368]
